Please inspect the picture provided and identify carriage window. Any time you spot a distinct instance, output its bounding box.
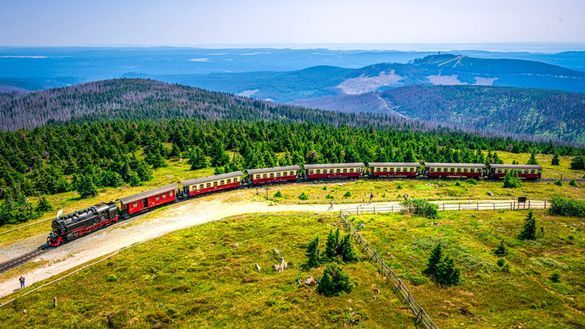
[199,184,204,189]
[450,168,455,172]
[349,168,354,173]
[276,172,281,177]
[227,179,231,184]
[316,169,321,174]
[269,173,274,178]
[397,167,401,172]
[207,182,211,188]
[531,170,535,174]
[162,194,166,198]
[463,168,467,173]
[410,168,414,172]
[170,191,173,196]
[376,168,381,172]
[156,196,160,201]
[133,202,137,208]
[213,181,218,187]
[220,180,224,185]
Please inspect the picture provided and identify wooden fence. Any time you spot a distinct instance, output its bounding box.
[341,200,548,215]
[339,211,438,329]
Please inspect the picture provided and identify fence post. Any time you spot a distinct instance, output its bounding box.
[528,200,531,209]
[544,200,547,209]
[442,203,445,211]
[477,202,479,210]
[459,203,461,211]
[374,206,377,214]
[391,205,393,213]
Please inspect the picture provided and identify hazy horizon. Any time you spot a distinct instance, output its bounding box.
[1,1,584,47]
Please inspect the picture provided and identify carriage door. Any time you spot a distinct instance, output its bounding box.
[143,198,148,208]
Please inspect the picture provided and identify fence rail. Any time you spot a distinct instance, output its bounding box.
[341,200,548,215]
[339,211,439,329]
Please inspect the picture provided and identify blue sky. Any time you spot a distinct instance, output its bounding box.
[1,0,584,47]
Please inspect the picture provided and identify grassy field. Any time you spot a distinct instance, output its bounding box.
[0,213,415,328]
[353,210,585,328]
[1,210,583,328]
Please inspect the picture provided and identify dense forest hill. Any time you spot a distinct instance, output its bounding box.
[130,54,585,103]
[1,116,583,225]
[380,85,585,145]
[299,85,585,144]
[0,79,415,131]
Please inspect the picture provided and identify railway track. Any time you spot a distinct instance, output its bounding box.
[0,247,48,274]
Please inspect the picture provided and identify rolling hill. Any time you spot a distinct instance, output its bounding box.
[128,54,585,103]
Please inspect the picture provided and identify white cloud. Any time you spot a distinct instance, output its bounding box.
[188,57,210,62]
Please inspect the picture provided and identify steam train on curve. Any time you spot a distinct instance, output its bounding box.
[47,161,542,247]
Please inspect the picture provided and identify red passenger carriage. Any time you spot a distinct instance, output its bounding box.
[489,164,542,180]
[182,171,243,197]
[248,165,300,185]
[425,163,486,178]
[119,184,177,216]
[304,163,364,180]
[368,162,420,178]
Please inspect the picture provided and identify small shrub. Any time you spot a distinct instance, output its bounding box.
[549,196,585,217]
[409,276,428,286]
[325,194,334,200]
[503,171,521,188]
[317,264,354,297]
[396,183,403,190]
[401,199,439,219]
[343,191,352,198]
[494,240,508,256]
[570,156,584,170]
[550,273,561,283]
[519,210,537,240]
[569,179,578,187]
[322,186,327,190]
[299,192,309,200]
[423,243,460,286]
[35,196,53,212]
[554,179,562,186]
[454,180,462,187]
[273,191,282,198]
[106,274,118,282]
[496,258,510,273]
[551,154,560,166]
[466,178,478,185]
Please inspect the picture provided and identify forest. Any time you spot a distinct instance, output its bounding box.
[381,85,585,144]
[1,117,584,225]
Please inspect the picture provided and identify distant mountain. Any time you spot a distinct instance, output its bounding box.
[0,79,413,131]
[134,54,585,103]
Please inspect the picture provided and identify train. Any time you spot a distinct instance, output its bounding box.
[47,161,542,247]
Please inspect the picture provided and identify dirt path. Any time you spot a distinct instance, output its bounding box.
[0,198,536,298]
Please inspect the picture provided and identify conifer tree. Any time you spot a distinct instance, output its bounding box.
[494,240,508,256]
[324,229,340,260]
[340,234,358,262]
[76,174,98,199]
[551,153,560,166]
[519,210,537,240]
[35,195,53,213]
[527,152,538,165]
[189,146,208,170]
[435,256,460,286]
[317,264,354,297]
[305,237,321,269]
[423,243,443,277]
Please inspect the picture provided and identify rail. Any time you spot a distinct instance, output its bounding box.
[338,211,438,329]
[341,200,548,215]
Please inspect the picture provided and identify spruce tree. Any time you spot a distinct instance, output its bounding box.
[189,146,208,170]
[76,174,98,199]
[35,195,53,213]
[519,210,537,240]
[324,230,339,260]
[551,153,560,166]
[435,257,460,286]
[317,264,354,297]
[423,243,442,277]
[503,170,521,188]
[527,152,538,165]
[305,237,321,269]
[494,240,508,256]
[340,234,358,262]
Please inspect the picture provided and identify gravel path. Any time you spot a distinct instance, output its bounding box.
[0,198,536,298]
